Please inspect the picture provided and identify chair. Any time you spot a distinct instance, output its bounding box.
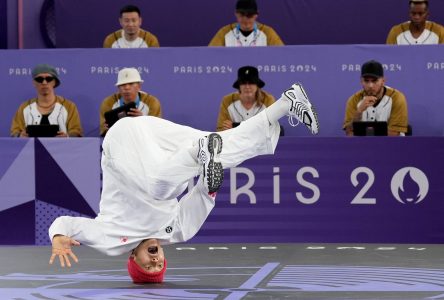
[406,124,412,136]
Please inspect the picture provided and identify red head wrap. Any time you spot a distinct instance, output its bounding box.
[127,256,167,283]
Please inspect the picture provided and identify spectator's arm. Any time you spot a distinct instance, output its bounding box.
[10,103,27,137]
[216,96,233,131]
[66,101,83,137]
[343,94,361,136]
[263,25,284,46]
[147,95,162,118]
[387,91,408,136]
[386,25,400,44]
[209,26,230,46]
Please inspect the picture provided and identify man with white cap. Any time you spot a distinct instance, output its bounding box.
[386,0,444,45]
[48,82,319,284]
[99,67,161,136]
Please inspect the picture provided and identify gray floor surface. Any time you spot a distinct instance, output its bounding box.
[1,243,444,299]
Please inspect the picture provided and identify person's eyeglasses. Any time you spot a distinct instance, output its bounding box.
[34,76,55,84]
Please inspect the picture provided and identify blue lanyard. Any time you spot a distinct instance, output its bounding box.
[235,23,259,46]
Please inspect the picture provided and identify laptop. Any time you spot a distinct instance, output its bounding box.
[353,121,388,136]
[104,102,137,128]
[26,124,60,137]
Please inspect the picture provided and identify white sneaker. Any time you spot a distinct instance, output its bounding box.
[283,83,319,135]
[197,133,223,194]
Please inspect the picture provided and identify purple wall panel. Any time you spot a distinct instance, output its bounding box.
[0,201,35,244]
[0,137,443,245]
[191,137,444,243]
[54,0,444,47]
[0,138,100,245]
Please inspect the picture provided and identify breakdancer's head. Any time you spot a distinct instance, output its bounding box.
[127,239,167,283]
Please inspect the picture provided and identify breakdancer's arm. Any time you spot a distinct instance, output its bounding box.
[175,179,216,242]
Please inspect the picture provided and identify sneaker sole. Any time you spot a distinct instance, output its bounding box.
[206,133,223,193]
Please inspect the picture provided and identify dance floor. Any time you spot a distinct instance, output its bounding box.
[1,243,444,299]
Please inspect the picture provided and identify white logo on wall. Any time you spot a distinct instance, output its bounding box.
[426,62,444,70]
[341,63,402,72]
[390,167,429,204]
[90,66,149,74]
[9,67,67,76]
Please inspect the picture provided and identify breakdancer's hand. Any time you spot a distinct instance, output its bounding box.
[49,234,80,267]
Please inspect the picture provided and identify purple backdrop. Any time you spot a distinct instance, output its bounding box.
[0,137,443,245]
[0,138,100,245]
[1,45,444,137]
[54,0,444,47]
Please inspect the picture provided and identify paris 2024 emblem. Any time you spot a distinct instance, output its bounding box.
[390,167,429,204]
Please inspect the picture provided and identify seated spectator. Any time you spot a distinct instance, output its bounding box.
[217,66,275,131]
[209,0,284,47]
[103,5,159,48]
[386,0,444,45]
[10,64,83,137]
[343,60,408,136]
[100,68,161,136]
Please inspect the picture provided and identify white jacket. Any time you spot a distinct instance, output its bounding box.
[49,112,279,256]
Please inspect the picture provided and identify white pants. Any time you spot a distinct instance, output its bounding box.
[102,111,280,200]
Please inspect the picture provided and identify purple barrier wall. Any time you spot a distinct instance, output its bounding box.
[1,45,444,137]
[0,137,443,245]
[0,138,101,245]
[54,0,444,47]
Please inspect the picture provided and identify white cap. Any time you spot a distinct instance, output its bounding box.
[115,68,144,86]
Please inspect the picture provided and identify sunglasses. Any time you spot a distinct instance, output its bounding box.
[34,76,55,83]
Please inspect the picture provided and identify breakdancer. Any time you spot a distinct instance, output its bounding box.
[48,83,319,283]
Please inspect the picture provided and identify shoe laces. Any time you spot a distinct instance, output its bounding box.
[288,115,300,127]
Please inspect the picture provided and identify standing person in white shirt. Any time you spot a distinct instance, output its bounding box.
[48,83,319,283]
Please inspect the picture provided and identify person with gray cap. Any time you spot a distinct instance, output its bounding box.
[10,64,83,137]
[209,0,284,47]
[386,0,444,45]
[343,60,409,136]
[217,66,276,131]
[99,67,162,136]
